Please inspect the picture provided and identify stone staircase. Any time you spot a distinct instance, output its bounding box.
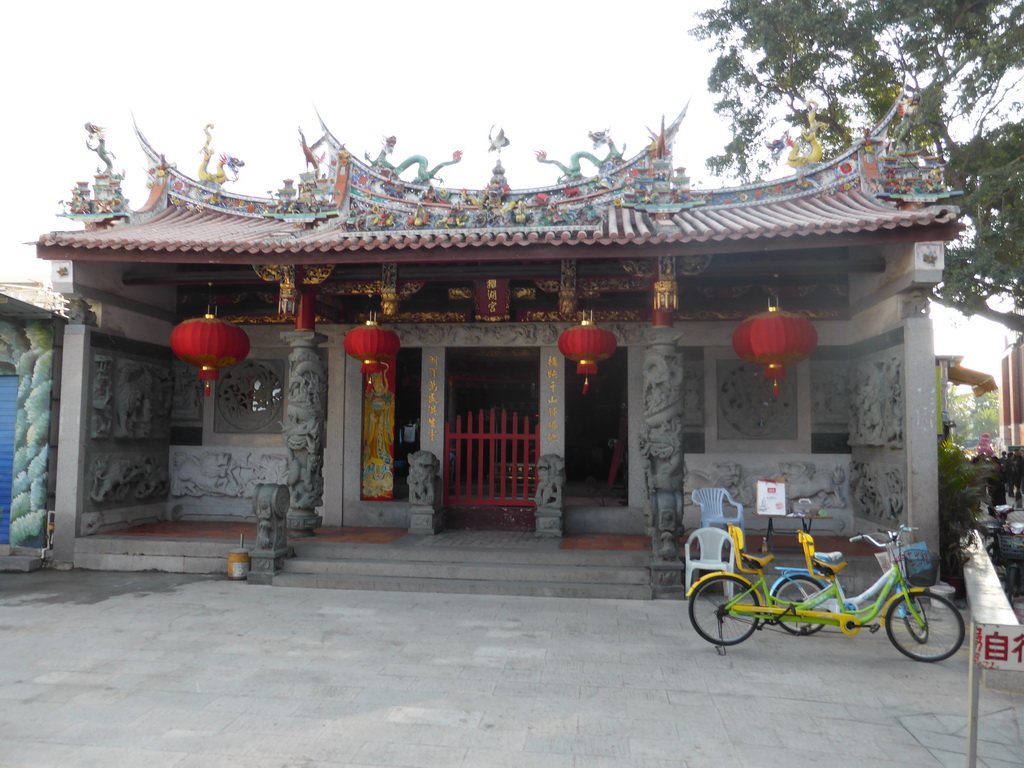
[274,533,653,599]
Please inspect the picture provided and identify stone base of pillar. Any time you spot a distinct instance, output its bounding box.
[287,511,322,538]
[650,562,686,599]
[534,508,564,538]
[408,505,443,535]
[247,546,294,585]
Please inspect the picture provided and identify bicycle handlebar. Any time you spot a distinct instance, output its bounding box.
[849,527,915,548]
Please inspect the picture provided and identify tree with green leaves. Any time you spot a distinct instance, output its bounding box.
[946,386,999,445]
[692,1,1024,330]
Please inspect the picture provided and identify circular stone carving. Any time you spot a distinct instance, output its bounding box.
[216,360,284,431]
[718,363,795,438]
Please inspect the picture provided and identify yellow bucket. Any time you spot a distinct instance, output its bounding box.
[228,535,250,580]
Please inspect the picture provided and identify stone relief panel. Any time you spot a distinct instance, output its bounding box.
[849,353,904,448]
[716,360,796,440]
[91,354,114,439]
[89,355,172,441]
[88,453,169,504]
[214,359,285,433]
[111,359,170,439]
[682,359,704,428]
[171,360,204,424]
[810,361,850,428]
[169,448,289,499]
[684,456,850,526]
[849,459,906,523]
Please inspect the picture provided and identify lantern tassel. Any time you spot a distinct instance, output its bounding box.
[582,376,590,395]
[772,379,780,398]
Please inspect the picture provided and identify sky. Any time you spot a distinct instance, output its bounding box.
[0,0,1006,378]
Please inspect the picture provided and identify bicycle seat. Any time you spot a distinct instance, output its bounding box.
[812,551,848,577]
[728,524,775,573]
[799,531,847,577]
[815,551,843,563]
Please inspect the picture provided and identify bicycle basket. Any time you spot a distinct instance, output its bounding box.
[877,541,937,585]
[902,547,940,586]
[998,533,1024,561]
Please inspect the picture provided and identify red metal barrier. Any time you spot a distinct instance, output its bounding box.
[443,409,539,505]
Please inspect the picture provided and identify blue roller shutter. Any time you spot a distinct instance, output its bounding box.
[0,375,17,544]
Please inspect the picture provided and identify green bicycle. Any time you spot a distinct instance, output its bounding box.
[686,525,965,662]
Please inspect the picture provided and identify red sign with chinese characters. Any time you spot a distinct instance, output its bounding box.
[474,279,510,322]
[974,623,1024,670]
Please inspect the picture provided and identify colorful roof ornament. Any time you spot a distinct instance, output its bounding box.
[59,123,130,225]
[197,123,244,187]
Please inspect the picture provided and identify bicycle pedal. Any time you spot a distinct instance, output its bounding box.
[868,624,880,633]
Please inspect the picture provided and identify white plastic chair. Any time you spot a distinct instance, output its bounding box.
[684,526,735,591]
[692,487,745,534]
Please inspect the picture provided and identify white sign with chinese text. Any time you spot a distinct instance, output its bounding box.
[973,623,1024,670]
[755,480,787,516]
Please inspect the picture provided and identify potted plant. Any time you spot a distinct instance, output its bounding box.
[937,437,987,593]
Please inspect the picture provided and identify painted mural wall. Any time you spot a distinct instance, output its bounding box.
[0,319,53,548]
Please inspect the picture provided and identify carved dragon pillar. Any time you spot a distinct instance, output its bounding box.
[281,330,328,537]
[640,326,686,597]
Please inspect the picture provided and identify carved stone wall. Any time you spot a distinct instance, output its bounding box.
[169,448,289,499]
[849,352,904,449]
[683,454,852,532]
[171,360,203,425]
[810,360,851,428]
[849,459,906,524]
[82,338,173,534]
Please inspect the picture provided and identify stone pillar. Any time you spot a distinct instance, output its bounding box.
[52,324,91,565]
[904,314,940,552]
[407,450,443,534]
[419,347,446,459]
[533,454,566,537]
[641,327,686,597]
[248,483,293,584]
[281,330,327,537]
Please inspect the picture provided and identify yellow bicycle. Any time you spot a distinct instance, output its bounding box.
[686,525,965,662]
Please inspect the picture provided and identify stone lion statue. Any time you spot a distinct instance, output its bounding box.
[534,454,566,509]
[408,450,440,506]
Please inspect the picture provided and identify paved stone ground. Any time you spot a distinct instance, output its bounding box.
[1,570,1022,768]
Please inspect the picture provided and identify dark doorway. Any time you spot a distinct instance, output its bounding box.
[391,348,421,501]
[562,348,627,503]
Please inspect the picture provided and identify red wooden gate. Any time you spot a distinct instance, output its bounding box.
[443,409,539,505]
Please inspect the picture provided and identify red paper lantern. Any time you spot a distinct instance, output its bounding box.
[344,318,400,390]
[558,319,617,394]
[170,314,250,397]
[732,305,817,397]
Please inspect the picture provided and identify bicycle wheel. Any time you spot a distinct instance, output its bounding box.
[884,591,965,662]
[688,574,761,646]
[770,574,827,635]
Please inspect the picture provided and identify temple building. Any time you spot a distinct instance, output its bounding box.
[24,97,961,593]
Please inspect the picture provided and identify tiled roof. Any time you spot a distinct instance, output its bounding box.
[39,189,957,261]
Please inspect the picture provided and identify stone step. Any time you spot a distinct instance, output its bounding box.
[281,555,650,586]
[272,571,652,600]
[0,555,43,573]
[289,539,648,567]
